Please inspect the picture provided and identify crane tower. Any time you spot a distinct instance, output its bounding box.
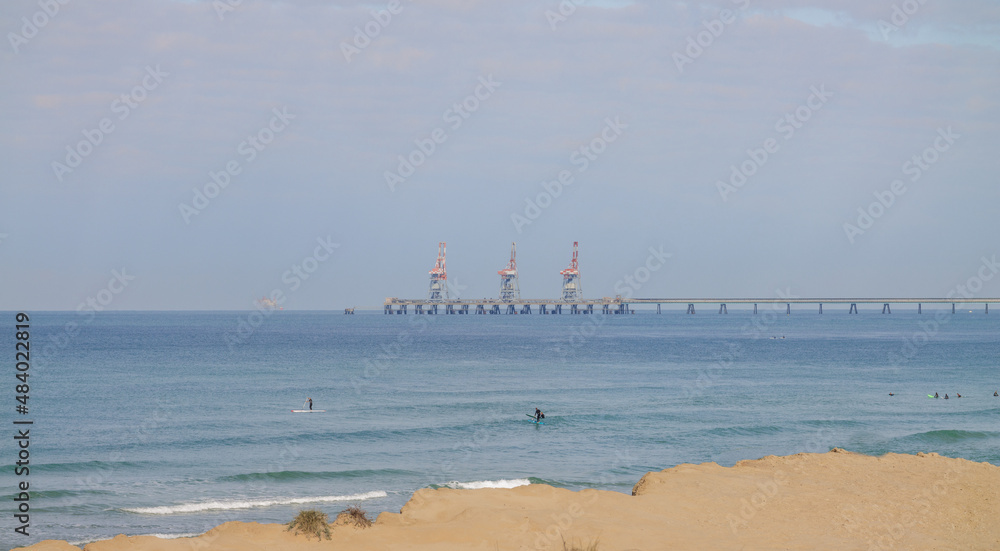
[428,242,448,301]
[498,242,520,302]
[560,241,582,301]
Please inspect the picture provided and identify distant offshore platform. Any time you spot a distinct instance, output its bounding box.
[378,242,995,316]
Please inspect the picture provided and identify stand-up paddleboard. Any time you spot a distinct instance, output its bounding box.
[292,410,326,413]
[525,413,544,425]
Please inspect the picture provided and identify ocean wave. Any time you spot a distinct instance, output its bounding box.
[123,491,387,515]
[432,479,531,490]
[217,468,415,483]
[0,460,148,474]
[69,533,202,546]
[706,425,784,437]
[897,429,1000,444]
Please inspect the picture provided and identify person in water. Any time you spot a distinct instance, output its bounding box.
[934,392,939,398]
[534,408,545,422]
[307,397,313,410]
[944,394,949,399]
[995,391,998,397]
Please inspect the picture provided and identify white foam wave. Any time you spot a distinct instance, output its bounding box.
[68,534,202,546]
[123,491,387,515]
[442,479,531,490]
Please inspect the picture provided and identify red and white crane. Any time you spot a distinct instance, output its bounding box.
[560,241,582,301]
[428,242,448,301]
[498,242,520,302]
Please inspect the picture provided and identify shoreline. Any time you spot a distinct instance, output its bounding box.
[17,449,1000,551]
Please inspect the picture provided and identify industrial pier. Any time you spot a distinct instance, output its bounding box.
[382,243,995,315]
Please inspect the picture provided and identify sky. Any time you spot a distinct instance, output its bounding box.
[1,0,999,310]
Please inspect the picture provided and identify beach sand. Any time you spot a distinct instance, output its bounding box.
[18,449,1000,551]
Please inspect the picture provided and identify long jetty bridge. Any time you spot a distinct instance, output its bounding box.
[379,243,995,315]
[383,297,994,315]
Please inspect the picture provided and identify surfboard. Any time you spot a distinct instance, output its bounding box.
[927,395,935,398]
[526,413,544,424]
[292,410,326,413]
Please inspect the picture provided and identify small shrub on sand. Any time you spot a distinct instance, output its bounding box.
[562,537,600,551]
[287,509,331,540]
[336,504,374,528]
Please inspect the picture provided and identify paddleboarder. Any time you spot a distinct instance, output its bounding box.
[534,408,545,422]
[307,397,313,410]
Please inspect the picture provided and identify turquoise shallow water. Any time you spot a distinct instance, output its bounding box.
[3,309,999,547]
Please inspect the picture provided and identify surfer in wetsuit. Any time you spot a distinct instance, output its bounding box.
[995,391,998,397]
[307,397,313,410]
[934,392,939,399]
[534,408,544,422]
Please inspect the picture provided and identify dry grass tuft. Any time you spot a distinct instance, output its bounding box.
[336,504,374,528]
[286,509,331,540]
[562,536,600,551]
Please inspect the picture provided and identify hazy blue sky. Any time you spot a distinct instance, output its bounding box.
[2,0,999,310]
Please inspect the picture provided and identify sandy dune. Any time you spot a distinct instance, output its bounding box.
[18,449,1000,551]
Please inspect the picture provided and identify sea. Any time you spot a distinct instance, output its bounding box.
[3,308,999,548]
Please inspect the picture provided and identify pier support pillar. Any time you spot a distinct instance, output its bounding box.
[521,304,532,315]
[719,304,728,314]
[753,304,757,315]
[786,303,791,315]
[657,304,661,315]
[987,304,990,315]
[882,303,891,314]
[918,303,921,314]
[603,304,610,314]
[687,304,696,314]
[952,303,956,314]
[819,304,823,314]
[849,303,858,314]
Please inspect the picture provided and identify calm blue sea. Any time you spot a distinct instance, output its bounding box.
[3,309,999,548]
